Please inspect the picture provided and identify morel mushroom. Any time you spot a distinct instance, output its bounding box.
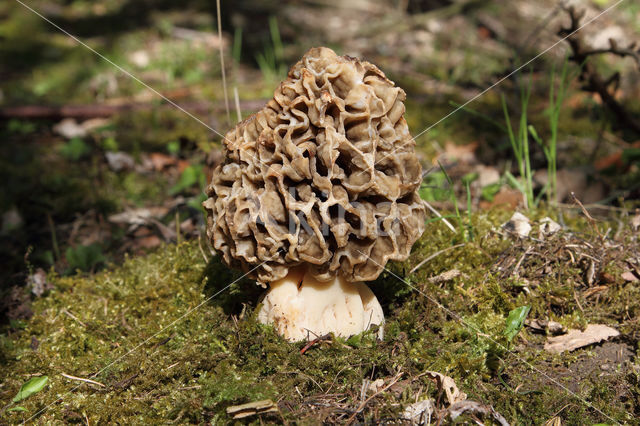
[203,47,426,341]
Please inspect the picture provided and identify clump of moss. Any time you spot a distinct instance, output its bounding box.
[0,209,637,423]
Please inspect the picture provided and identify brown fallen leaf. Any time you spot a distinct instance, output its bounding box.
[595,141,640,172]
[367,378,385,394]
[621,271,639,282]
[429,269,462,284]
[538,217,562,239]
[422,371,466,405]
[105,151,135,172]
[27,268,53,297]
[479,186,523,210]
[149,152,179,171]
[544,416,562,426]
[475,164,500,187]
[502,212,531,238]
[525,319,566,335]
[226,399,278,419]
[583,285,609,298]
[402,399,435,425]
[448,400,510,426]
[53,118,86,139]
[108,207,169,227]
[544,324,620,353]
[133,234,163,250]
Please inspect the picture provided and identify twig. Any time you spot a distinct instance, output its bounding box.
[61,373,105,388]
[512,246,532,278]
[422,200,456,233]
[410,243,466,274]
[570,192,603,239]
[0,99,267,121]
[111,372,140,390]
[62,309,86,327]
[559,5,640,133]
[300,334,332,355]
[345,372,404,424]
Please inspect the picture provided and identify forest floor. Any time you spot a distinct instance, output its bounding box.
[1,0,639,424]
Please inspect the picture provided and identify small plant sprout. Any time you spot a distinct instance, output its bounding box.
[3,375,49,414]
[502,74,535,209]
[203,47,426,341]
[255,16,286,84]
[503,305,530,346]
[529,56,571,204]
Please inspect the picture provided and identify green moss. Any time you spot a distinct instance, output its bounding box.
[0,210,637,423]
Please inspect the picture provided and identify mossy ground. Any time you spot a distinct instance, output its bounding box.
[2,0,640,423]
[1,209,638,424]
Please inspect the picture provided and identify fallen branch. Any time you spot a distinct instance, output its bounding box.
[0,99,267,121]
[559,5,640,133]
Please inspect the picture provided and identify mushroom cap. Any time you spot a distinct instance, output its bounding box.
[204,47,426,286]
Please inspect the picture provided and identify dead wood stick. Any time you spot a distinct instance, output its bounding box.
[345,372,404,424]
[560,6,640,134]
[0,99,267,121]
[410,243,466,274]
[61,373,105,388]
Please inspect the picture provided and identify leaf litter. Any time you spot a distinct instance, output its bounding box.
[544,324,620,353]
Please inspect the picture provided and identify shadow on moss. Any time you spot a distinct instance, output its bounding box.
[201,255,263,316]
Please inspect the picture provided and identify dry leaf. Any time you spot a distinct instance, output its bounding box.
[621,271,639,282]
[53,118,86,139]
[429,269,462,284]
[544,416,562,426]
[538,217,561,238]
[525,319,566,335]
[149,152,179,171]
[483,186,524,209]
[475,164,500,187]
[544,324,620,353]
[226,399,278,419]
[423,371,466,405]
[108,207,169,227]
[402,399,434,425]
[80,118,110,132]
[105,152,135,172]
[583,285,608,298]
[448,400,510,426]
[133,234,163,249]
[367,378,385,394]
[128,50,150,67]
[27,268,52,297]
[502,212,531,238]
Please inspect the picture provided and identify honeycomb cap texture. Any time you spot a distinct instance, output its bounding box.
[204,47,426,285]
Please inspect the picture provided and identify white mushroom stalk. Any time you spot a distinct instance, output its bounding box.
[257,266,384,342]
[204,47,426,342]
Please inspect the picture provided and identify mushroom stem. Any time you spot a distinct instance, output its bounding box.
[257,266,384,342]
